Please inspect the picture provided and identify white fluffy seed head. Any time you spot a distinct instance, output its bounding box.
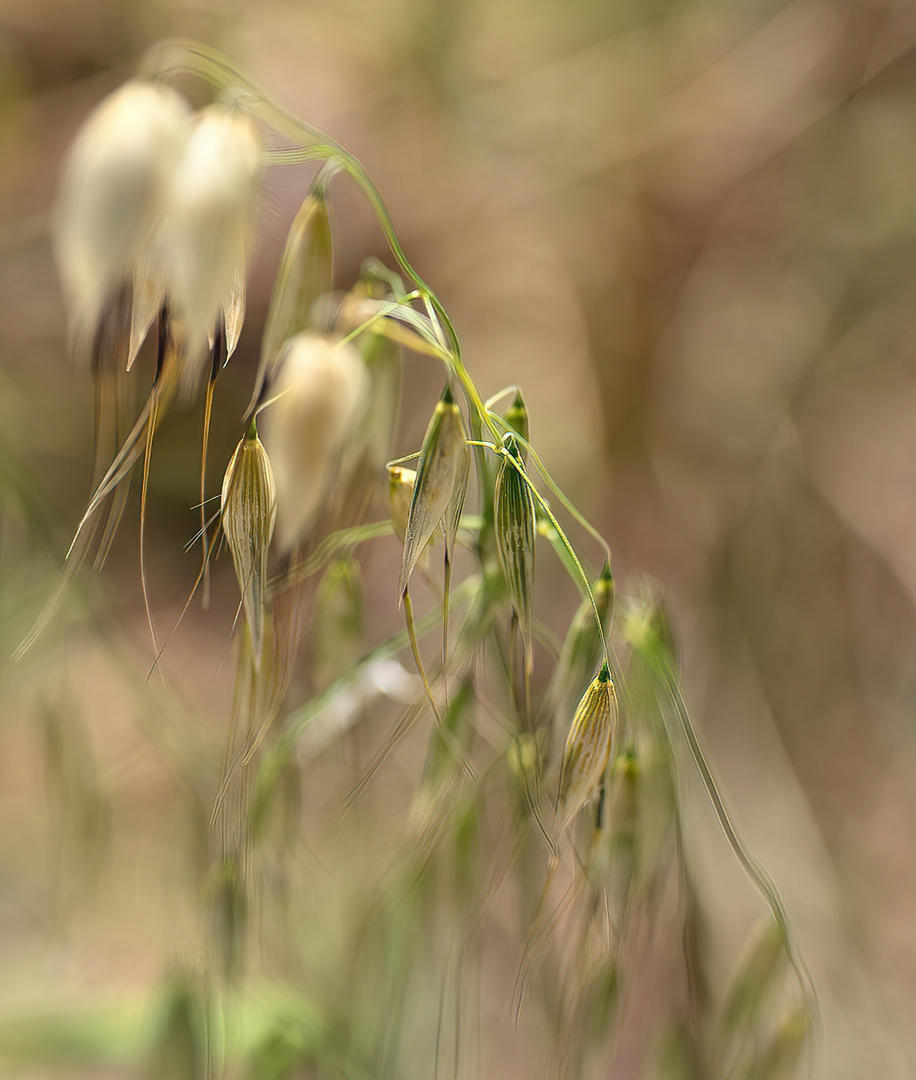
[260,332,366,554]
[155,104,263,393]
[54,79,191,357]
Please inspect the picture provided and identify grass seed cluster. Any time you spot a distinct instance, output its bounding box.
[24,39,817,1080]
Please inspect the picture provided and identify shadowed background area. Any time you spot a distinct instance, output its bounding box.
[2,0,916,1077]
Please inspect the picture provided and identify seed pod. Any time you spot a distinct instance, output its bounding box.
[54,80,191,358]
[153,104,264,396]
[494,434,536,653]
[252,185,334,411]
[260,333,366,553]
[557,662,618,830]
[399,384,469,597]
[221,422,277,662]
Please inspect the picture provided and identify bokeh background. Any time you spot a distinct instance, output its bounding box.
[2,0,916,1076]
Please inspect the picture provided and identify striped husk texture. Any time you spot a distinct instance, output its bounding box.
[557,662,617,828]
[494,436,536,647]
[221,424,277,662]
[399,385,469,596]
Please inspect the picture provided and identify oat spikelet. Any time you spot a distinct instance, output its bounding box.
[153,104,264,396]
[53,80,191,359]
[557,662,617,830]
[260,333,366,553]
[399,384,469,598]
[221,423,277,663]
[494,433,536,661]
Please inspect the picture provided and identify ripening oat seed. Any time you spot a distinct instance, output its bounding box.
[259,332,367,554]
[494,433,537,661]
[53,79,192,358]
[149,104,264,397]
[221,423,277,662]
[22,40,820,1080]
[399,384,470,598]
[557,662,618,831]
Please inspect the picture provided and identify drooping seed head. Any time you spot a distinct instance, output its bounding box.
[259,332,366,553]
[154,104,263,396]
[557,662,618,830]
[494,433,536,649]
[53,80,191,358]
[221,423,277,662]
[399,384,470,597]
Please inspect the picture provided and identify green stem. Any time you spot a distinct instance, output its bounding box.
[142,40,505,444]
[141,40,461,357]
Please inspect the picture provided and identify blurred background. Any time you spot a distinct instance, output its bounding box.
[2,0,916,1076]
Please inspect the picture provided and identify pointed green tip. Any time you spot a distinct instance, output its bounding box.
[598,661,610,683]
[440,383,455,404]
[502,432,521,459]
[246,418,259,441]
[600,559,613,582]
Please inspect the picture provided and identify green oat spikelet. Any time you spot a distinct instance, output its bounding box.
[494,433,536,666]
[504,388,529,456]
[221,421,277,664]
[399,383,469,598]
[557,662,618,830]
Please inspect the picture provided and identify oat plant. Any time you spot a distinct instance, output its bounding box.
[19,39,817,1080]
